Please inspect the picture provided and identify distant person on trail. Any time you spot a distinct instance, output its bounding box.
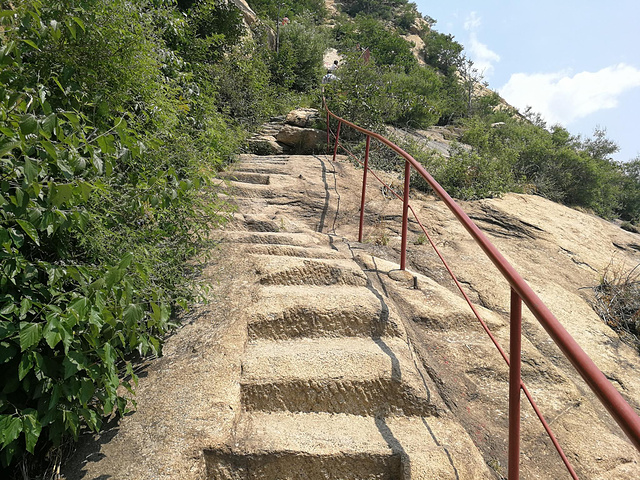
[329,60,339,72]
[322,70,338,84]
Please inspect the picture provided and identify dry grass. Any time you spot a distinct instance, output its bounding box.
[592,261,640,352]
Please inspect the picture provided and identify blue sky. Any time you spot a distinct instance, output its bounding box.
[413,1,640,162]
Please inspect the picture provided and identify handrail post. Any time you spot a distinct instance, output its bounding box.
[359,135,371,243]
[509,289,522,480]
[400,159,411,270]
[332,120,342,163]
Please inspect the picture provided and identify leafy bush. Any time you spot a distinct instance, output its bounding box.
[0,0,241,470]
[249,0,327,23]
[269,15,328,92]
[340,0,414,27]
[421,30,464,74]
[334,15,418,73]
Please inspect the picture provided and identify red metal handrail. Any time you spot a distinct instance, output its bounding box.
[323,98,640,479]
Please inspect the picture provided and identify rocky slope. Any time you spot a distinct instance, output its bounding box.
[62,136,640,478]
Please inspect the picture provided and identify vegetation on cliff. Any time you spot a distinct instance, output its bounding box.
[0,0,325,474]
[323,1,640,224]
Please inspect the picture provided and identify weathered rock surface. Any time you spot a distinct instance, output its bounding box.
[246,134,284,155]
[285,108,321,128]
[276,124,326,153]
[230,0,258,26]
[63,151,640,479]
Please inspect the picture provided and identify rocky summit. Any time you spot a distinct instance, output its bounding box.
[64,149,640,479]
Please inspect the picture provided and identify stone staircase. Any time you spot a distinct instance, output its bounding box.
[208,154,492,479]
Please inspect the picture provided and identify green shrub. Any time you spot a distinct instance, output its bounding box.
[269,15,328,92]
[0,0,240,470]
[249,0,327,23]
[421,30,464,74]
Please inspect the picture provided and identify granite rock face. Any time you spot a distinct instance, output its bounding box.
[276,124,326,154]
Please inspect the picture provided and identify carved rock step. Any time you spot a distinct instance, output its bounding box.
[219,172,271,185]
[205,412,489,479]
[242,243,346,260]
[222,231,328,247]
[252,255,368,286]
[235,154,290,164]
[248,285,399,340]
[241,337,438,417]
[231,165,292,175]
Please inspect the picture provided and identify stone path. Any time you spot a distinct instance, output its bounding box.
[64,151,640,480]
[207,154,492,479]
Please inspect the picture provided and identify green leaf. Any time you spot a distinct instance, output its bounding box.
[19,115,38,135]
[19,322,41,351]
[78,380,94,407]
[63,112,79,129]
[123,304,143,327]
[21,39,40,51]
[0,139,20,157]
[51,183,73,206]
[0,415,22,448]
[0,320,16,339]
[0,302,15,315]
[41,139,58,160]
[23,157,38,183]
[41,113,56,137]
[16,219,40,246]
[22,410,42,454]
[42,316,61,349]
[105,267,122,291]
[66,20,77,40]
[119,252,134,270]
[18,353,34,381]
[53,77,65,95]
[71,16,85,32]
[19,298,32,318]
[78,181,93,201]
[64,410,79,438]
[62,356,80,379]
[9,228,24,248]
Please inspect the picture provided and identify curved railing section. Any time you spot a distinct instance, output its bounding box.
[323,98,640,480]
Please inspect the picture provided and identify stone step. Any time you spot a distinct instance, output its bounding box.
[222,231,328,247]
[204,412,486,479]
[248,286,399,340]
[241,337,437,416]
[252,255,368,286]
[243,243,346,260]
[232,165,292,175]
[235,154,289,164]
[222,175,310,199]
[219,172,270,185]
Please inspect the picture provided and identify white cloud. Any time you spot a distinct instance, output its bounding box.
[463,12,500,78]
[468,35,501,77]
[498,64,640,125]
[464,11,482,31]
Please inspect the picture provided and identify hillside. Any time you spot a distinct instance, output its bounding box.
[61,146,640,478]
[2,1,640,478]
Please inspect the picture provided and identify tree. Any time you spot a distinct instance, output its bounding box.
[458,56,488,117]
[422,30,463,74]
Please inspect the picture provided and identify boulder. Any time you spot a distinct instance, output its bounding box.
[229,0,258,26]
[276,124,326,153]
[402,34,426,66]
[410,16,430,36]
[285,108,321,128]
[246,135,284,155]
